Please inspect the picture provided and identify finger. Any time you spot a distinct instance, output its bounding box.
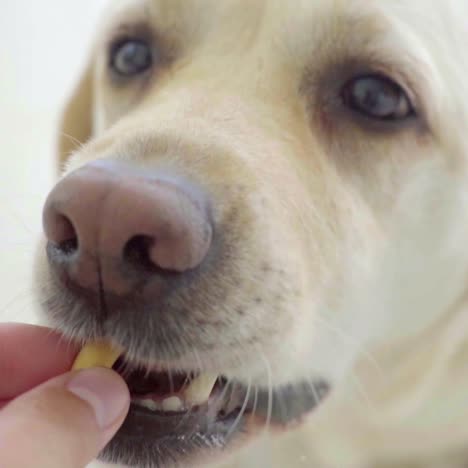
[0,368,130,468]
[0,323,78,399]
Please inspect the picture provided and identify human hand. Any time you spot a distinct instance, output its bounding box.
[0,323,130,468]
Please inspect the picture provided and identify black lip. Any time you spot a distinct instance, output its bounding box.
[99,380,330,467]
[100,386,246,468]
[248,380,330,425]
[102,409,243,468]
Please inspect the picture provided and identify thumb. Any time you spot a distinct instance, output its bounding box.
[0,368,130,468]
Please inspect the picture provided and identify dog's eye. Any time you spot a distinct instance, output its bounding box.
[110,39,153,77]
[342,75,414,120]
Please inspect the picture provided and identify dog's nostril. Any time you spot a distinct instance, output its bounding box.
[52,214,79,255]
[123,235,157,271]
[58,236,79,255]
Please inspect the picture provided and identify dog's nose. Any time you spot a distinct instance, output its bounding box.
[42,160,212,295]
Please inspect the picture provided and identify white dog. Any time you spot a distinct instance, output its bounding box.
[35,1,468,467]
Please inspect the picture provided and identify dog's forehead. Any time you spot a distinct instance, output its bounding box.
[108,0,380,27]
[105,0,447,68]
[102,0,396,62]
[103,0,460,55]
[107,0,454,24]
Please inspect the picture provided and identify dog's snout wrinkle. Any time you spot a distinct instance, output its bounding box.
[43,160,213,297]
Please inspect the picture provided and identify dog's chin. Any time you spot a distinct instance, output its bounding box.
[98,365,330,468]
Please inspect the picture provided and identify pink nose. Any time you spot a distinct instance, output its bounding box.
[43,160,212,296]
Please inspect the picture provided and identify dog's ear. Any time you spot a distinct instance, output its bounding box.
[56,61,94,174]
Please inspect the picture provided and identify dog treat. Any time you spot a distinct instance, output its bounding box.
[72,342,121,370]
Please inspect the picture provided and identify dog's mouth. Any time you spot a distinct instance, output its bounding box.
[98,354,330,466]
[114,356,244,430]
[105,356,253,466]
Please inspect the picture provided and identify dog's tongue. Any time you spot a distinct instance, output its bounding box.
[72,341,121,370]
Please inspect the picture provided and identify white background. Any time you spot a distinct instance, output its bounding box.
[0,1,108,323]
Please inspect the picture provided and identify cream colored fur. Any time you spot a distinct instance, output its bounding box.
[43,1,468,467]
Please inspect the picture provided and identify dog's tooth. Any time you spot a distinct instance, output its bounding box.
[133,398,160,412]
[162,396,184,412]
[184,374,218,406]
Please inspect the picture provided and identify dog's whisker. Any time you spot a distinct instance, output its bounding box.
[60,132,86,152]
[0,287,37,318]
[226,376,252,440]
[256,348,274,435]
[311,314,384,379]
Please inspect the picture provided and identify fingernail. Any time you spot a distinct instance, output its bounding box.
[67,368,130,429]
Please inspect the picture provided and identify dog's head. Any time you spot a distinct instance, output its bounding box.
[35,0,468,466]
